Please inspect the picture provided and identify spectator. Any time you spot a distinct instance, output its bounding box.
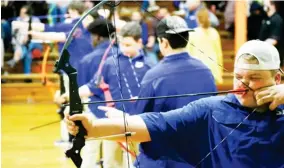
[46,1,69,26]
[144,8,171,63]
[131,10,158,64]
[188,7,223,84]
[224,1,235,34]
[7,5,42,74]
[247,1,266,40]
[183,0,219,29]
[259,0,283,66]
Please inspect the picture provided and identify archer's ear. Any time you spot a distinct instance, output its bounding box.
[275,71,281,85]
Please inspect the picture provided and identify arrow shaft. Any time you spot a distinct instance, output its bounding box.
[64,89,247,106]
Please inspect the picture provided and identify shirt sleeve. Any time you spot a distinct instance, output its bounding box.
[139,98,209,144]
[269,18,283,40]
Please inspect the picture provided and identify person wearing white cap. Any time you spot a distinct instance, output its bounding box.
[65,40,284,168]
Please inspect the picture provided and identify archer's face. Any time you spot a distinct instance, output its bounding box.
[233,68,279,108]
[119,36,142,57]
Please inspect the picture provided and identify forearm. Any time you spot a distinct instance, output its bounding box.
[12,21,45,31]
[31,31,66,42]
[90,115,151,142]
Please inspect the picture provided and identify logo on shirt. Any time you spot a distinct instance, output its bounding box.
[276,109,284,116]
[135,61,144,68]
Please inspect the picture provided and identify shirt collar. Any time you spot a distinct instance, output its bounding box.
[119,50,144,60]
[222,94,242,106]
[161,52,190,62]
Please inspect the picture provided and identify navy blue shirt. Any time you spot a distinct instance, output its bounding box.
[138,94,284,168]
[77,41,114,118]
[134,52,217,113]
[141,21,149,46]
[89,51,153,115]
[77,41,111,87]
[45,19,93,69]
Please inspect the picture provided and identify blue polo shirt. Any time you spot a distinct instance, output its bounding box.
[45,19,93,69]
[137,94,284,168]
[134,52,217,113]
[77,41,116,118]
[88,51,154,115]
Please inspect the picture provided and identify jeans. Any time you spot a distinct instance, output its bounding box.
[20,42,42,74]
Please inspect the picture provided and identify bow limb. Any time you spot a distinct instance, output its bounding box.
[41,44,57,101]
[96,39,116,107]
[54,1,109,167]
[41,44,50,85]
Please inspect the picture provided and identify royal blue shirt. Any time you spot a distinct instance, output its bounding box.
[134,52,217,113]
[88,51,154,115]
[185,9,198,29]
[45,19,93,69]
[77,41,115,118]
[138,94,284,168]
[141,21,149,46]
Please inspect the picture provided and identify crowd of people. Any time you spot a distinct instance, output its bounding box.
[2,0,283,76]
[2,0,284,168]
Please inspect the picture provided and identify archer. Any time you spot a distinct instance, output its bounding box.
[66,40,284,168]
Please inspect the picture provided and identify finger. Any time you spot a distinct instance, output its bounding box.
[269,101,278,111]
[67,126,79,135]
[255,89,270,100]
[69,129,78,136]
[98,106,116,112]
[256,95,273,106]
[69,114,87,122]
[65,119,75,127]
[67,125,78,132]
[69,114,89,131]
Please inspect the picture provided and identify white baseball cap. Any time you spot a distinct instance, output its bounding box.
[235,40,280,70]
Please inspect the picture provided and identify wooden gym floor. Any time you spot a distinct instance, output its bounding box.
[2,103,74,168]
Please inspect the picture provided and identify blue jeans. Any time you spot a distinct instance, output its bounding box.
[21,42,42,74]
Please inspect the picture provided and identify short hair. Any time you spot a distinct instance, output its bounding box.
[87,19,115,37]
[68,2,86,15]
[237,54,259,64]
[119,21,142,41]
[159,32,189,49]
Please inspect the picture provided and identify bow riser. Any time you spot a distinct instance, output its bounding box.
[55,49,86,167]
